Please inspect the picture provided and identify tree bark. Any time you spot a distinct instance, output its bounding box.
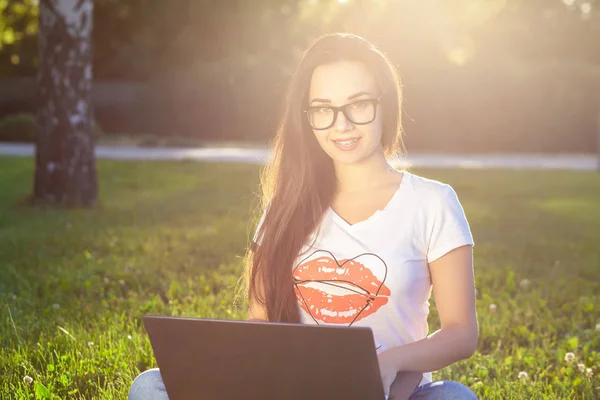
[34,0,97,207]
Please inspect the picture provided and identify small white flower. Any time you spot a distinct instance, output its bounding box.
[564,352,575,364]
[127,335,132,340]
[595,323,600,332]
[586,368,593,379]
[577,363,586,372]
[519,279,530,289]
[87,341,94,347]
[52,303,60,311]
[489,303,497,312]
[119,279,125,286]
[518,371,528,381]
[23,375,33,384]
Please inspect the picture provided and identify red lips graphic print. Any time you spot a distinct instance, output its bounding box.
[293,250,390,325]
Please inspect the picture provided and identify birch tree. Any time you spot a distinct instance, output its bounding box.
[34,0,97,207]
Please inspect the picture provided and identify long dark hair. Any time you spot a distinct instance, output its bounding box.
[238,33,405,323]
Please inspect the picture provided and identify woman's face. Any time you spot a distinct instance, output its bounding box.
[307,60,383,165]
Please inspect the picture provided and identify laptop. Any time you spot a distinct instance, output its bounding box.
[143,315,386,400]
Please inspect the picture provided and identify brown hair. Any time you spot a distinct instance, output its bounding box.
[237,33,406,323]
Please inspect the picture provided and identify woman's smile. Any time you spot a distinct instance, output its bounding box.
[332,137,362,151]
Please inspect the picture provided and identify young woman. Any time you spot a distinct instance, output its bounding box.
[128,33,479,400]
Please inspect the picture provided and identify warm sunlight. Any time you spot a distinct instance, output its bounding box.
[1,0,598,398]
[581,2,592,14]
[445,46,471,66]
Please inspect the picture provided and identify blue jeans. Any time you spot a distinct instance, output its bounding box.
[128,368,478,399]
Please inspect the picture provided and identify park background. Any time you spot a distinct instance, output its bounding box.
[1,0,599,152]
[0,0,599,399]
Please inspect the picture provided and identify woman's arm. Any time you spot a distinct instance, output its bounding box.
[384,245,478,373]
[246,296,268,321]
[246,269,269,321]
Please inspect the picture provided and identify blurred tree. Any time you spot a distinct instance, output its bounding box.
[92,0,193,79]
[34,0,97,207]
[472,0,600,64]
[0,0,598,77]
[0,0,38,75]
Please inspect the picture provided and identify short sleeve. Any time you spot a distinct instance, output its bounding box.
[426,185,474,263]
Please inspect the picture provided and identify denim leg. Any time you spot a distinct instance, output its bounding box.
[408,380,478,400]
[128,368,170,400]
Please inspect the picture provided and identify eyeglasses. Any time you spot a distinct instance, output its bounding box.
[303,97,381,130]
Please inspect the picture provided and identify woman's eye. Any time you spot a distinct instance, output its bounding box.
[349,101,368,109]
[316,107,330,113]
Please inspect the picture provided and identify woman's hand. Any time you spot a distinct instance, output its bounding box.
[377,349,422,399]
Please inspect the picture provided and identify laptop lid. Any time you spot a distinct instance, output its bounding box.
[143,315,385,400]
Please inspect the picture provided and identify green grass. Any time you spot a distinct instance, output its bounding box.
[0,156,598,399]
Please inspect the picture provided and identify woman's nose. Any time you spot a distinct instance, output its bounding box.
[334,110,353,132]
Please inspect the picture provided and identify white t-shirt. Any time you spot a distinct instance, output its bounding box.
[252,170,475,387]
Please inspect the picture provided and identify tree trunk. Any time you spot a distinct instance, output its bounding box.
[34,0,97,207]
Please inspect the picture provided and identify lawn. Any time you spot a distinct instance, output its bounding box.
[0,156,598,399]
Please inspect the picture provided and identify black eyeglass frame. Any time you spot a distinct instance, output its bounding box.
[302,96,382,131]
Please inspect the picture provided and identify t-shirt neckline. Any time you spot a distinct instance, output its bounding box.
[327,170,411,230]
